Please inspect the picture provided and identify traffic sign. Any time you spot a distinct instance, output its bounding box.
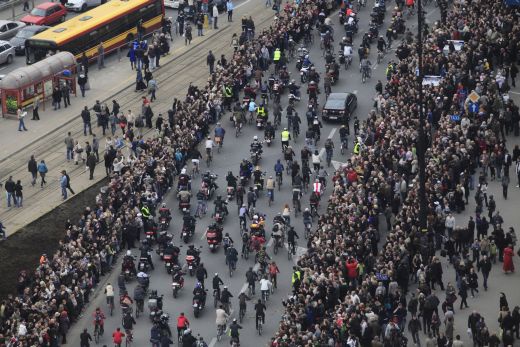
[468,91,480,103]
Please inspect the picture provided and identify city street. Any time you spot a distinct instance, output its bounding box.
[2,0,520,346]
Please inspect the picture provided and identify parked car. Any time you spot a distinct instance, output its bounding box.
[321,92,357,121]
[9,25,48,55]
[21,3,67,26]
[0,41,15,65]
[0,20,26,41]
[65,0,105,12]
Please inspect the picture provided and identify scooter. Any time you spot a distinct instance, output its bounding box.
[159,217,169,231]
[138,257,150,273]
[148,290,164,322]
[193,296,205,318]
[206,229,221,252]
[182,225,193,244]
[171,268,185,298]
[185,255,198,276]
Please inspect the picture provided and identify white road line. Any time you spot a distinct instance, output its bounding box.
[235,0,253,9]
[510,91,520,95]
[319,147,325,158]
[353,90,358,94]
[328,127,337,139]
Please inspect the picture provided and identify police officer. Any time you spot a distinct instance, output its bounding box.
[281,128,291,149]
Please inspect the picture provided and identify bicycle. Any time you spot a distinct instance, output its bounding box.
[285,160,292,175]
[243,243,249,260]
[235,122,242,137]
[206,148,213,166]
[326,150,332,167]
[229,259,236,277]
[293,198,301,217]
[191,159,200,177]
[217,324,226,341]
[377,51,385,64]
[135,299,144,318]
[276,172,282,190]
[261,289,269,305]
[94,322,101,344]
[267,189,274,207]
[195,200,207,218]
[304,221,312,239]
[361,66,371,83]
[214,289,220,308]
[287,241,296,260]
[215,136,223,153]
[273,236,281,254]
[256,315,263,335]
[107,296,115,316]
[239,305,246,323]
[125,329,133,347]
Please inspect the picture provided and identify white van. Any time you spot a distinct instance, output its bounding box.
[65,0,105,12]
[164,0,180,9]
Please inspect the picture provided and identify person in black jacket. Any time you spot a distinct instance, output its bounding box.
[79,328,92,347]
[81,107,93,136]
[28,155,38,186]
[477,255,491,290]
[4,176,16,208]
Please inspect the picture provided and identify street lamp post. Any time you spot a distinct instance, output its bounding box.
[416,0,428,232]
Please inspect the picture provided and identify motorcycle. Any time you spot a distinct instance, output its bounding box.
[122,258,136,282]
[256,116,266,130]
[206,228,221,252]
[202,173,218,200]
[250,150,261,166]
[179,199,191,211]
[264,134,273,147]
[226,186,235,200]
[148,290,164,322]
[300,64,312,84]
[185,255,198,276]
[171,269,185,298]
[193,296,205,318]
[163,253,177,274]
[159,216,170,231]
[138,256,150,273]
[181,225,194,244]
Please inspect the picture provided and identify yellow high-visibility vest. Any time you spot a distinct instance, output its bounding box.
[281,130,290,141]
[273,49,281,61]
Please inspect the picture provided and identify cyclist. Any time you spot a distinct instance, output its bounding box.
[133,284,146,314]
[377,36,387,53]
[226,243,239,270]
[92,307,106,335]
[281,128,291,150]
[360,57,372,78]
[269,261,281,287]
[212,273,224,302]
[215,304,229,332]
[325,138,334,164]
[205,136,214,160]
[120,292,133,315]
[104,283,114,309]
[318,166,328,186]
[229,318,243,343]
[292,187,301,214]
[248,99,257,120]
[245,267,258,295]
[284,146,296,169]
[239,204,248,229]
[303,207,313,228]
[339,124,349,149]
[254,299,267,330]
[220,286,233,314]
[80,329,92,347]
[176,312,190,340]
[255,246,270,273]
[274,159,284,184]
[112,328,125,347]
[287,227,299,255]
[292,111,302,135]
[312,178,323,198]
[214,122,226,145]
[266,175,275,202]
[259,275,272,301]
[238,291,250,317]
[122,311,136,336]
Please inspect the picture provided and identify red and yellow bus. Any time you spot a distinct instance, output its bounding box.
[25,0,164,64]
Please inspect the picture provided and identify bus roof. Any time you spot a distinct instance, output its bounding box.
[29,0,154,45]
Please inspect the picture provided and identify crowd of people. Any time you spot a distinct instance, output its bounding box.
[269,0,520,346]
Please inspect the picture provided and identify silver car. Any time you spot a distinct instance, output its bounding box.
[0,20,26,40]
[0,40,15,64]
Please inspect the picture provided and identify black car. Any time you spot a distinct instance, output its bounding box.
[321,92,357,121]
[9,25,48,55]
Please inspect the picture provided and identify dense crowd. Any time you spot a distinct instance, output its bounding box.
[269,0,520,346]
[0,0,325,345]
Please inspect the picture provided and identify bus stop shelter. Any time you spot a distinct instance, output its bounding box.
[0,52,77,116]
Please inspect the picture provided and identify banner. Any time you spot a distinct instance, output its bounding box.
[443,40,464,54]
[422,75,442,86]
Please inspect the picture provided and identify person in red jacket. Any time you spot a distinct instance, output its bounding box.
[112,327,125,347]
[345,257,359,287]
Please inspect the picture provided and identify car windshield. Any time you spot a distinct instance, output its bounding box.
[30,8,46,17]
[15,29,34,39]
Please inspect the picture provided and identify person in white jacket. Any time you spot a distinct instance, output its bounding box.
[215,304,229,329]
[212,5,219,30]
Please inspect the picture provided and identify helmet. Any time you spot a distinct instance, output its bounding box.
[253,135,258,140]
[284,128,288,131]
[217,122,221,125]
[162,203,166,207]
[305,207,309,211]
[207,136,211,139]
[233,318,237,322]
[224,285,228,289]
[126,250,131,256]
[215,273,218,276]
[305,55,309,59]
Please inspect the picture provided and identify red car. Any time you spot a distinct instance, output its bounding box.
[21,2,67,26]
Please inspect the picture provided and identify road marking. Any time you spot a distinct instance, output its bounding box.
[235,0,253,9]
[353,90,358,94]
[328,127,337,139]
[200,228,208,240]
[331,160,345,170]
[510,91,520,95]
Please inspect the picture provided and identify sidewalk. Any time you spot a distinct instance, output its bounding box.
[0,0,275,237]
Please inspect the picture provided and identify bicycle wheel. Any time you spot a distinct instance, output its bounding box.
[229,262,234,277]
[135,304,140,318]
[94,328,99,344]
[287,245,292,260]
[273,241,278,254]
[214,293,218,308]
[239,308,245,323]
[258,322,263,335]
[110,302,114,316]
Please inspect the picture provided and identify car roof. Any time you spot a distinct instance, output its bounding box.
[0,40,12,45]
[327,92,352,100]
[0,20,16,25]
[36,2,60,9]
[20,25,48,32]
